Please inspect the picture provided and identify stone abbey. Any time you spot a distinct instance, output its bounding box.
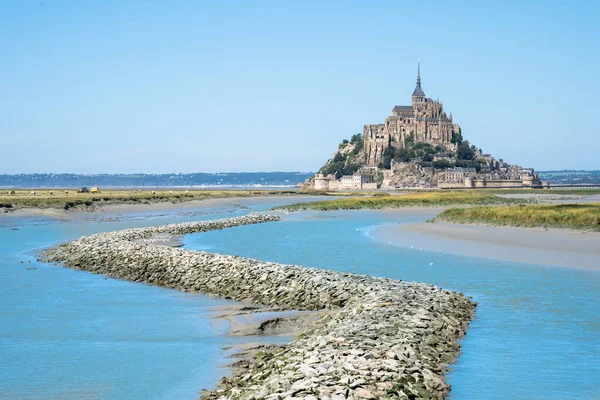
[364,63,460,166]
[309,62,546,190]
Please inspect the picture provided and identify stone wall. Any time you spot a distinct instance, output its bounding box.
[40,214,475,400]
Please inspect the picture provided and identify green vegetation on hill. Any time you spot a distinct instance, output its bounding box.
[376,132,486,171]
[320,133,365,178]
[434,203,600,230]
[273,191,526,211]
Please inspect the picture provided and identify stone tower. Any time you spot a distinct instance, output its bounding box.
[363,62,461,166]
[412,62,425,106]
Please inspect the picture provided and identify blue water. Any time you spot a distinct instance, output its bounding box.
[0,200,300,400]
[1,203,599,399]
[184,210,600,400]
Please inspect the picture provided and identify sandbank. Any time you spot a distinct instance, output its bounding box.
[371,221,600,270]
[0,195,327,221]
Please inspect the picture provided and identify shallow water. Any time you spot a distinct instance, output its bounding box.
[0,200,297,400]
[184,210,600,400]
[2,203,599,399]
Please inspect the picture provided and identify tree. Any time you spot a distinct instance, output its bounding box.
[333,152,346,163]
[350,133,363,143]
[413,142,435,155]
[433,159,452,169]
[457,141,475,160]
[394,148,416,162]
[405,132,415,147]
[380,146,396,169]
[376,170,384,186]
[451,129,463,144]
[350,140,364,156]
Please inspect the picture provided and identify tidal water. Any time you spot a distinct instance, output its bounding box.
[1,202,599,399]
[0,201,294,400]
[184,210,600,400]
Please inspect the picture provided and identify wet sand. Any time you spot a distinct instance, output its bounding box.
[208,304,327,337]
[0,195,327,221]
[371,221,600,270]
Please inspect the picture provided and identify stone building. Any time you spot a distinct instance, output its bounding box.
[445,167,477,182]
[314,173,335,190]
[312,172,377,191]
[438,167,546,189]
[364,63,461,166]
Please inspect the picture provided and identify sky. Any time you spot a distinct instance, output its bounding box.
[0,0,599,174]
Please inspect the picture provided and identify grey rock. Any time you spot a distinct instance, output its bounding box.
[38,213,475,400]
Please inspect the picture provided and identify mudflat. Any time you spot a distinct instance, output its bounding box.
[0,195,330,220]
[372,221,600,270]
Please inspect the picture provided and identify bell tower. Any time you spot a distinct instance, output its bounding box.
[412,61,425,105]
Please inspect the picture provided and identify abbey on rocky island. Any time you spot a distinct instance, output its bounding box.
[308,63,546,190]
[364,63,461,166]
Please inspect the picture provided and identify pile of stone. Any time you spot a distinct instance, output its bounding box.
[40,213,475,400]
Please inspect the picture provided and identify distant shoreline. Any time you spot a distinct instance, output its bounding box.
[0,185,301,190]
[0,189,335,215]
[0,195,330,220]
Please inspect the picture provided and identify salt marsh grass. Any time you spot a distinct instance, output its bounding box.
[435,203,600,230]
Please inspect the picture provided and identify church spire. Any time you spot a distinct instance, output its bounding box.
[412,59,425,98]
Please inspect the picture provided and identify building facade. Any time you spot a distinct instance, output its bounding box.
[364,64,461,166]
[313,171,377,191]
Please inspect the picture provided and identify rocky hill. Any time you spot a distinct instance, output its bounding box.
[305,131,541,190]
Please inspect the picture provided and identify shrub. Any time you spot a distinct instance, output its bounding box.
[457,141,475,160]
[350,133,362,143]
[380,146,396,169]
[433,159,452,169]
[395,148,417,162]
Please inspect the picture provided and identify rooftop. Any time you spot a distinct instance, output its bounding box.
[393,105,413,113]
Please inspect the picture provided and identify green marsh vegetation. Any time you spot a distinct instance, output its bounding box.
[434,203,600,230]
[0,188,391,212]
[272,191,527,211]
[0,189,335,211]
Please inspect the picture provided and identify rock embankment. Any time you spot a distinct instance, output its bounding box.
[40,213,475,400]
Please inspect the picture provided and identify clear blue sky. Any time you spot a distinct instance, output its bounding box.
[1,0,598,173]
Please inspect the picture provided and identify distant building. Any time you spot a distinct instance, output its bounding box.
[363,62,461,167]
[314,174,335,190]
[314,171,377,191]
[445,167,476,182]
